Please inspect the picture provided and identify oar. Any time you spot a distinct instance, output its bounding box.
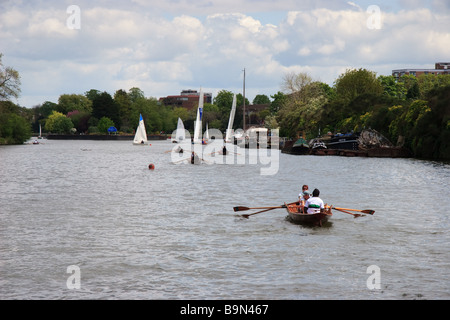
[237,201,299,219]
[234,201,299,212]
[241,207,282,219]
[172,158,189,164]
[333,207,375,215]
[234,205,286,212]
[332,207,363,218]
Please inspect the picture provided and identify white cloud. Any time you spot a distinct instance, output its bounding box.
[347,1,363,11]
[0,1,449,107]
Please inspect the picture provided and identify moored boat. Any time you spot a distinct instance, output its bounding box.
[309,138,327,150]
[285,202,332,227]
[326,132,359,150]
[281,138,309,155]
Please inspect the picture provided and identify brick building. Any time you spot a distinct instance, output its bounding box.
[159,90,212,110]
[392,62,450,80]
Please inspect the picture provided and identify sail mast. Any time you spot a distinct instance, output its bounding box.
[225,94,236,142]
[243,68,246,132]
[193,88,203,143]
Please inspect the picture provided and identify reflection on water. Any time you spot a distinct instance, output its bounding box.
[0,140,449,299]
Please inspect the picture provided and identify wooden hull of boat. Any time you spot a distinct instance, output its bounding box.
[285,203,332,227]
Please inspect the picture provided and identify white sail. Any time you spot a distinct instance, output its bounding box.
[225,94,236,143]
[133,114,148,145]
[205,122,209,143]
[193,89,203,144]
[173,117,185,143]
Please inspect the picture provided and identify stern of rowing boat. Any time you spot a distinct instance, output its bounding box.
[285,203,332,227]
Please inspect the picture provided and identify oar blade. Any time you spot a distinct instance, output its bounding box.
[333,207,375,215]
[233,206,250,212]
[333,207,361,218]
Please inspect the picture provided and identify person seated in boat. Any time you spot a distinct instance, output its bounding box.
[191,151,200,164]
[305,188,325,214]
[297,185,309,208]
[175,146,183,154]
[298,191,310,213]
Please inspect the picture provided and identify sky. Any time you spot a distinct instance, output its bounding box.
[1,0,449,108]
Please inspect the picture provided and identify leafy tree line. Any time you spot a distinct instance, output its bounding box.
[1,52,449,159]
[30,89,255,137]
[275,69,450,160]
[0,54,31,144]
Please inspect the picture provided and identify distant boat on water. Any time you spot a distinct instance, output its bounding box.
[38,124,44,139]
[133,114,148,145]
[225,94,237,143]
[172,118,186,143]
[193,88,204,144]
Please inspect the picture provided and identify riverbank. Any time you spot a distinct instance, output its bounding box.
[45,134,168,140]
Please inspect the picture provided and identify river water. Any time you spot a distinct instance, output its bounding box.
[0,139,448,300]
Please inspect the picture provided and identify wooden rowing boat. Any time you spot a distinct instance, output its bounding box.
[285,203,332,227]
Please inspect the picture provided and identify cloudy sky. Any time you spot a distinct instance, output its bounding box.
[1,0,449,108]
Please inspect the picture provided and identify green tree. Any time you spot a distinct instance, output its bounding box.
[323,68,384,131]
[114,89,133,132]
[277,80,329,138]
[213,90,234,111]
[379,75,406,99]
[253,94,271,105]
[37,101,57,118]
[57,94,93,114]
[0,99,19,114]
[270,91,286,115]
[97,116,115,133]
[416,84,450,159]
[173,107,189,122]
[0,112,31,144]
[202,103,224,131]
[0,53,21,101]
[131,97,161,133]
[417,74,450,99]
[85,89,101,101]
[406,81,420,100]
[213,90,238,131]
[128,87,145,103]
[92,91,121,129]
[68,110,90,133]
[334,68,383,104]
[397,74,419,100]
[45,111,73,134]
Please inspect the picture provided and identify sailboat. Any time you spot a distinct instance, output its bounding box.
[172,118,186,143]
[133,114,148,145]
[193,89,203,144]
[225,94,237,143]
[203,122,209,145]
[38,124,43,139]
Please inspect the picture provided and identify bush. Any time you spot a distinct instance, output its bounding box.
[0,113,32,144]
